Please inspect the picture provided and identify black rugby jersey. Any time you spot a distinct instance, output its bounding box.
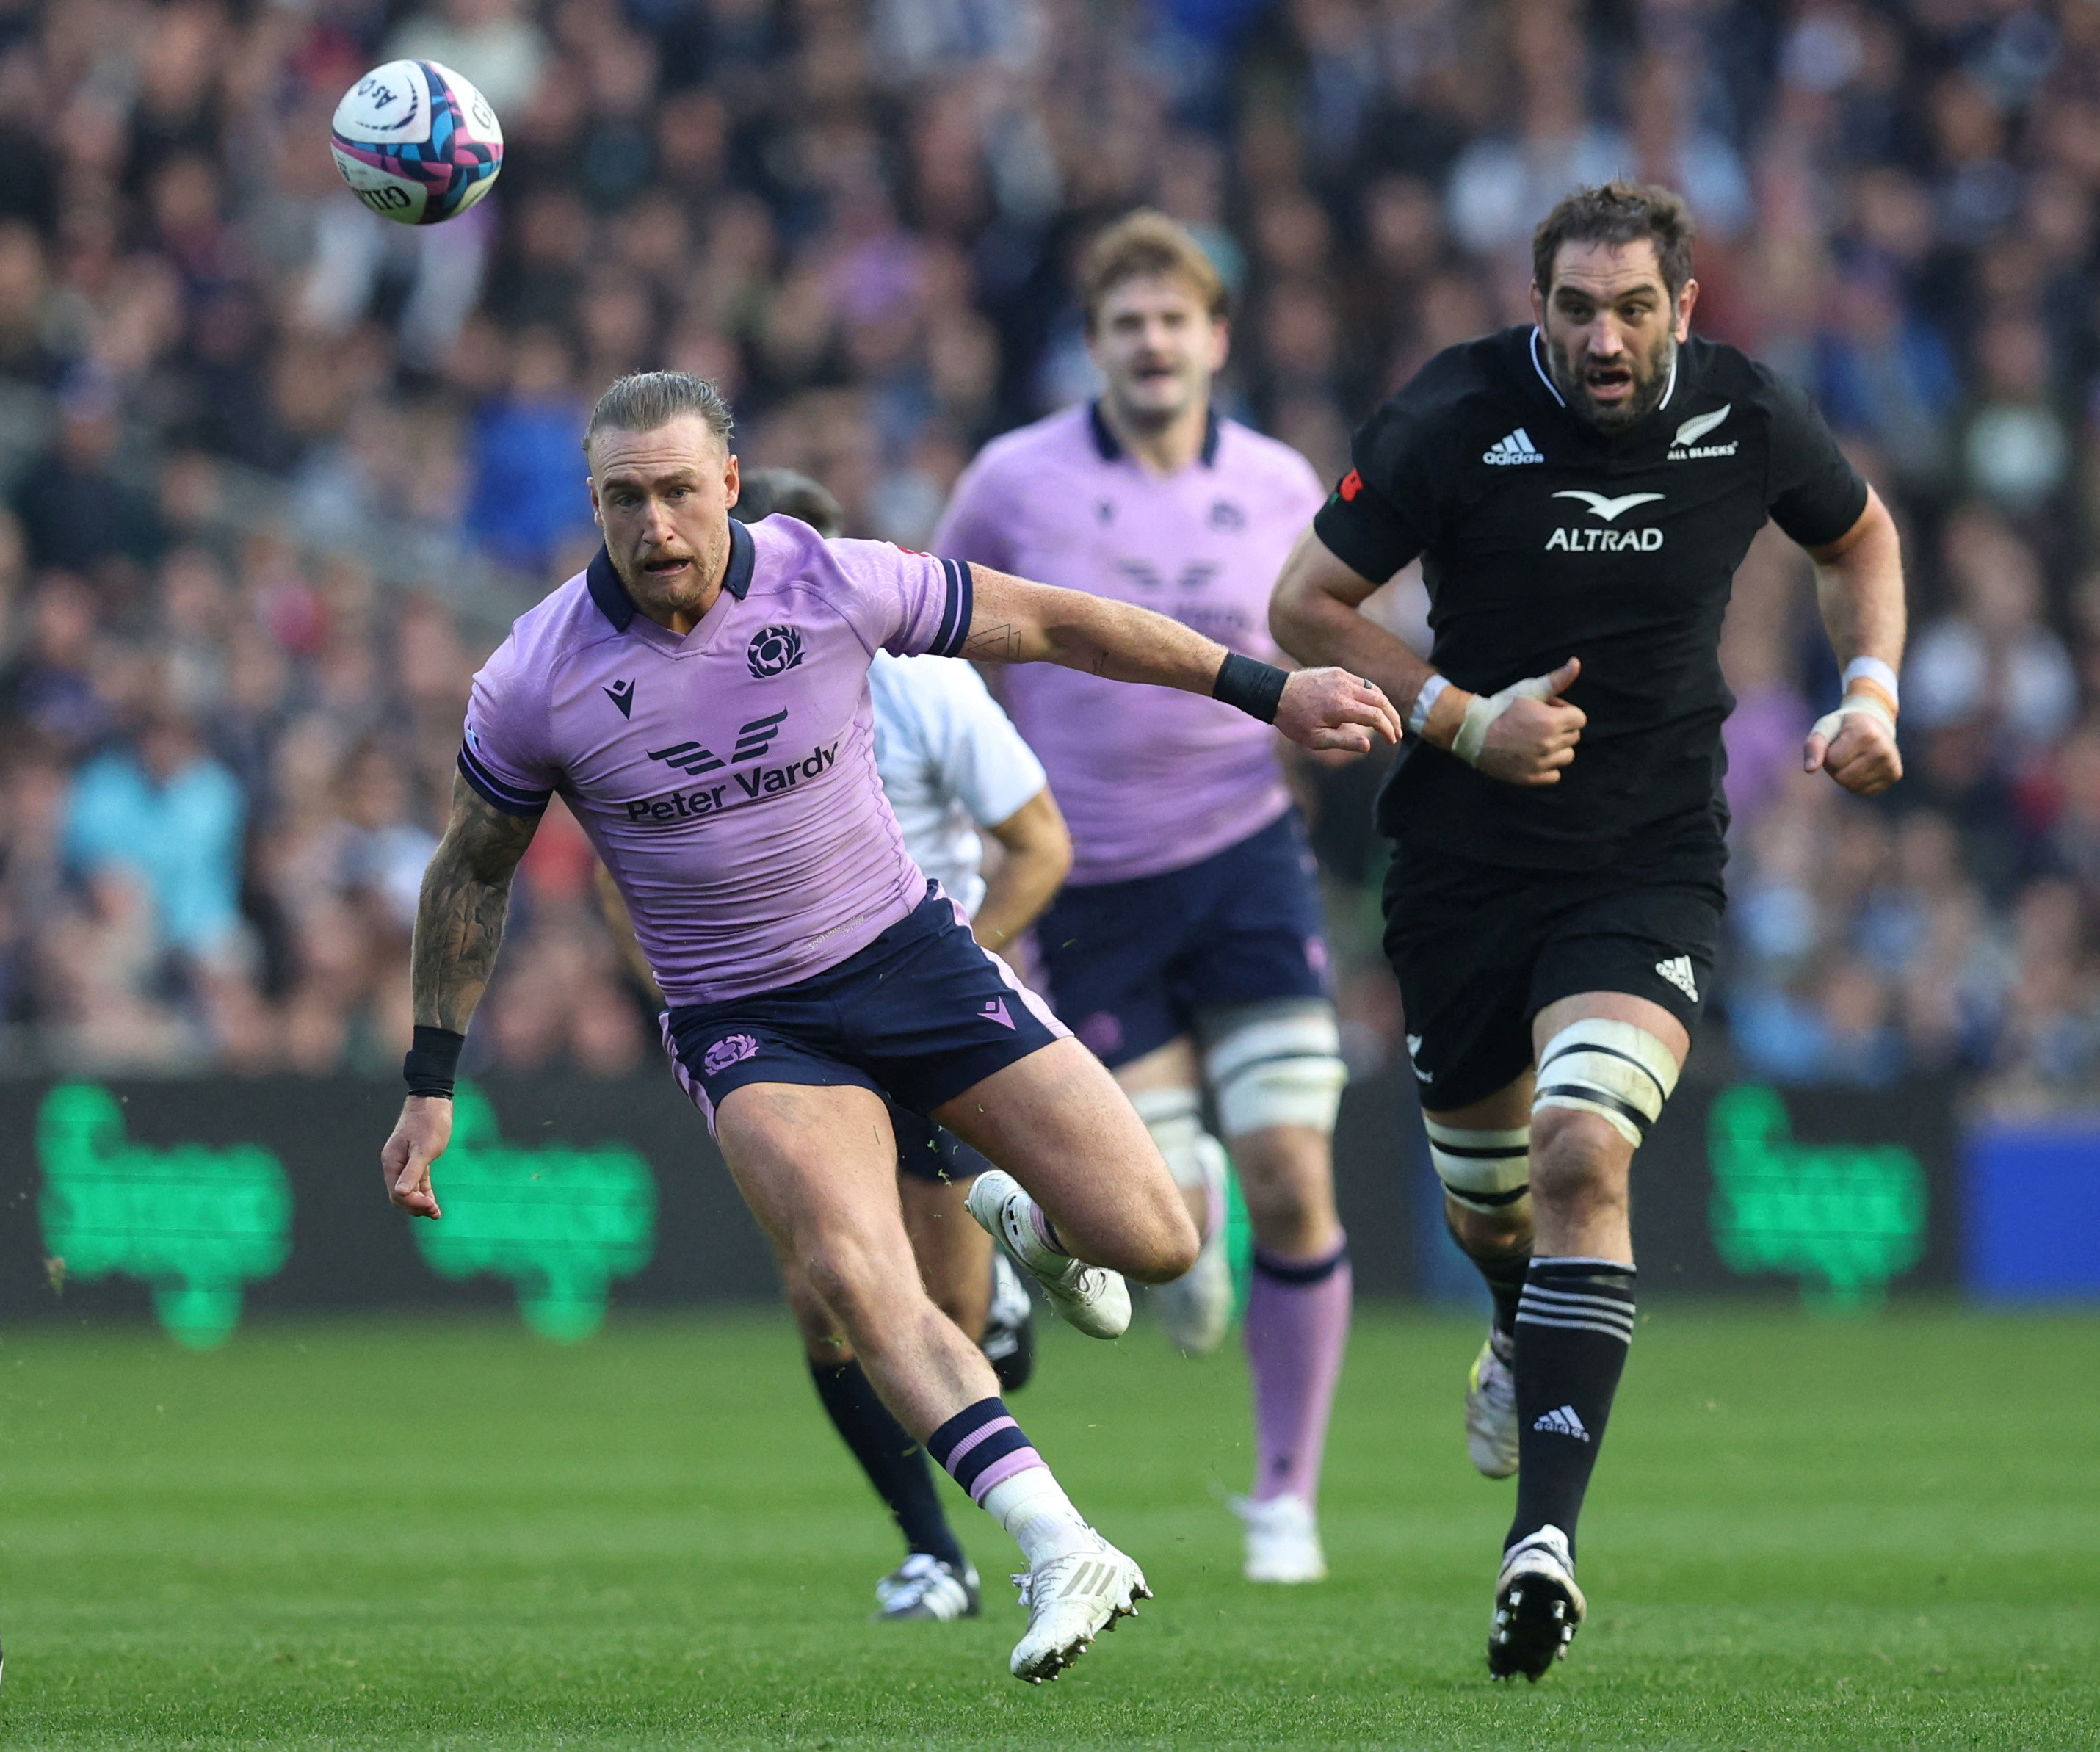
[1314,325,1867,872]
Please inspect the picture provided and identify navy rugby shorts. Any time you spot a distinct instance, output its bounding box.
[661,884,1068,1137]
[1383,842,1723,1114]
[1036,808,1331,1070]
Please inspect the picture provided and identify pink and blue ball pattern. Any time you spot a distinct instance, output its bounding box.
[331,63,502,226]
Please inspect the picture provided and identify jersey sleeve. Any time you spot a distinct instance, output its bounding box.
[457,634,557,817]
[828,539,975,660]
[1312,389,1442,583]
[929,454,1015,573]
[1759,365,1870,549]
[919,661,1049,828]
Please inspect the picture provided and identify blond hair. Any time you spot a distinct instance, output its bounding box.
[1080,210,1228,333]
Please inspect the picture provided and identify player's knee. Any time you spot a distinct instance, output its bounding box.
[800,1237,911,1339]
[1444,1195,1530,1258]
[1529,1107,1632,1217]
[1204,1002,1348,1139]
[1425,1115,1532,1241]
[1124,1195,1201,1285]
[1530,1016,1679,1156]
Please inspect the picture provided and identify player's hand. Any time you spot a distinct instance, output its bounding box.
[380,1094,452,1220]
[1806,701,1902,796]
[1473,658,1586,788]
[1275,667,1402,754]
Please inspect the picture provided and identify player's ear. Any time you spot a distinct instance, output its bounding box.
[585,473,602,528]
[1529,279,1546,327]
[1674,277,1699,342]
[1208,317,1230,374]
[723,451,740,507]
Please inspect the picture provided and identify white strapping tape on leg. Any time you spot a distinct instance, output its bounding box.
[1532,1017,1681,1148]
[1203,1005,1348,1137]
[1127,1085,1212,1193]
[1422,1119,1531,1212]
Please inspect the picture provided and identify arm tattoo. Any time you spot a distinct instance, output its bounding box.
[963,622,1023,662]
[410,779,538,1034]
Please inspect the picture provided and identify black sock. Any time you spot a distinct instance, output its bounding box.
[808,1358,966,1571]
[1449,1212,1532,1343]
[1507,1258,1637,1563]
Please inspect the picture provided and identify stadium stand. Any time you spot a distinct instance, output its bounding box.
[0,0,2095,1113]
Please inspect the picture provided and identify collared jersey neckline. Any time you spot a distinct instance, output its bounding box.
[585,515,756,633]
[1086,399,1222,470]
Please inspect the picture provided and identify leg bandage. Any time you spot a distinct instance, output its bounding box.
[1532,1018,1681,1148]
[1129,1086,1228,1238]
[1424,1119,1532,1213]
[1202,1003,1349,1137]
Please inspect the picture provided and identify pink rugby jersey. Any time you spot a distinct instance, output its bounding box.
[458,515,974,1005]
[933,404,1327,886]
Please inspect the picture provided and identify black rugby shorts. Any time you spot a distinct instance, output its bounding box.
[1382,847,1723,1113]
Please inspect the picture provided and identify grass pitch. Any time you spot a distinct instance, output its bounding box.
[0,1303,2093,1749]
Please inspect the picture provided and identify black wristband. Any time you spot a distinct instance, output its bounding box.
[404,1026,466,1098]
[1213,651,1289,723]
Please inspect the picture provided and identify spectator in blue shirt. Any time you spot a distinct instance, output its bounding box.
[65,711,246,962]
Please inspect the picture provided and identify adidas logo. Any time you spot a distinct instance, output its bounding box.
[1483,427,1545,466]
[1533,1404,1590,1441]
[1655,955,1699,1002]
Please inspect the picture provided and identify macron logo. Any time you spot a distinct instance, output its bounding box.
[604,678,635,718]
[1484,427,1544,466]
[980,997,1015,1031]
[1534,1404,1590,1441]
[1656,955,1699,1002]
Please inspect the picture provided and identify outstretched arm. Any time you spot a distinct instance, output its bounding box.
[1803,486,1905,796]
[380,777,540,1218]
[962,563,1401,754]
[1268,526,1585,786]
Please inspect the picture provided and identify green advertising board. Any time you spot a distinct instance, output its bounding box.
[1708,1083,1928,1309]
[35,1080,659,1346]
[409,1083,656,1342]
[37,1082,292,1348]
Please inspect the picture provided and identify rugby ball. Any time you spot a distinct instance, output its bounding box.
[330,59,503,225]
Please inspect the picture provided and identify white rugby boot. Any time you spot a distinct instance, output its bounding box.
[1230,1491,1327,1583]
[1466,1329,1520,1478]
[1488,1524,1586,1681]
[1150,1133,1233,1353]
[967,1170,1131,1340]
[1008,1533,1150,1682]
[873,1553,980,1621]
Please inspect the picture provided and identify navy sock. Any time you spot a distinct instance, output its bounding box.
[808,1358,966,1571]
[1507,1258,1637,1563]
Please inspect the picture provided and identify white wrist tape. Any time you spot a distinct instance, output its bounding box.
[1811,692,1897,746]
[1451,673,1560,767]
[1841,656,1900,708]
[1407,673,1450,738]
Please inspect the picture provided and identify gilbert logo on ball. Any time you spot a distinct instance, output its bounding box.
[330,59,502,225]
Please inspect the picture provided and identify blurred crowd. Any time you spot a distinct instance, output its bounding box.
[5,0,2100,1110]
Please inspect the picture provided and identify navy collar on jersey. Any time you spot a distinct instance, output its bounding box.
[1087,399,1221,468]
[586,518,755,632]
[1527,325,1678,418]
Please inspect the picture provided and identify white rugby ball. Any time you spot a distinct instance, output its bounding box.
[330,59,504,226]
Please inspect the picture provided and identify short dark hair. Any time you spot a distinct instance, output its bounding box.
[1081,209,1228,333]
[732,467,844,538]
[583,371,734,456]
[1532,181,1696,299]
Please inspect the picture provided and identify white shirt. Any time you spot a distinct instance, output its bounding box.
[870,652,1047,916]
